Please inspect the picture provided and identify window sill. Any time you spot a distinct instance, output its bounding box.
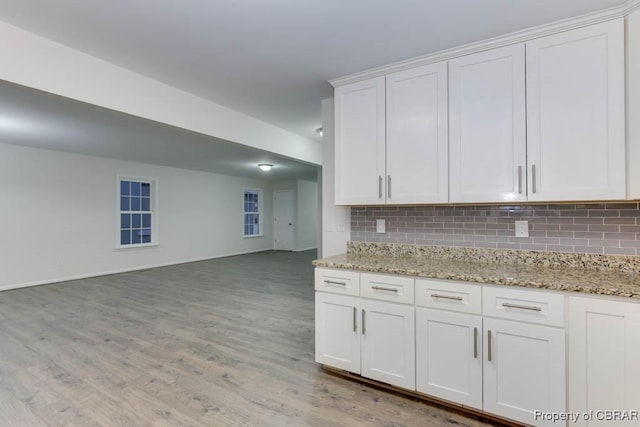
[116,243,159,250]
[243,234,264,239]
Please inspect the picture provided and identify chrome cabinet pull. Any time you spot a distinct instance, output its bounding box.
[372,285,398,293]
[324,280,346,286]
[362,309,366,335]
[378,176,383,199]
[488,330,492,362]
[387,175,392,199]
[474,327,478,359]
[431,294,463,301]
[518,165,523,194]
[502,302,542,312]
[532,164,537,194]
[353,307,357,332]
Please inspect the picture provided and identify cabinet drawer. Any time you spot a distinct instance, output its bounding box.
[361,273,414,304]
[315,268,360,296]
[483,286,565,327]
[415,279,482,314]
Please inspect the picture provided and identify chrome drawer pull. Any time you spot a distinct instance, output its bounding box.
[387,175,392,199]
[362,310,366,335]
[378,176,383,199]
[502,302,542,312]
[431,294,463,301]
[487,330,492,362]
[324,280,346,286]
[372,286,398,293]
[353,307,357,332]
[518,165,523,194]
[473,327,478,359]
[532,164,537,194]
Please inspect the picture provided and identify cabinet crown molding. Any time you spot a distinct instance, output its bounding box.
[330,1,636,88]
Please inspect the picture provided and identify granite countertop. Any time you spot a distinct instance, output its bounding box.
[313,251,640,299]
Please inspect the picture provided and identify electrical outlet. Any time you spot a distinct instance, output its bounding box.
[376,219,386,233]
[515,220,529,238]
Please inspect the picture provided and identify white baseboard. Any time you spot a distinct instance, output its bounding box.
[0,247,273,293]
[294,246,318,252]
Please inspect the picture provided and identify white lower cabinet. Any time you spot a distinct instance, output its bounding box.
[569,296,640,427]
[361,299,415,389]
[483,318,566,427]
[315,292,360,373]
[315,271,415,390]
[416,308,483,409]
[315,269,640,427]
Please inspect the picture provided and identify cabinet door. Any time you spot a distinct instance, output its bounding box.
[360,299,415,389]
[334,77,386,205]
[386,63,448,203]
[483,318,566,427]
[569,297,640,427]
[449,44,527,203]
[526,19,625,201]
[315,292,360,374]
[416,308,483,409]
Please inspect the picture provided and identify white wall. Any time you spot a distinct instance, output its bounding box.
[0,20,321,165]
[627,6,640,198]
[321,98,350,257]
[0,142,273,291]
[296,179,319,251]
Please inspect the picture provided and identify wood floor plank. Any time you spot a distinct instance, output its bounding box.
[0,250,500,426]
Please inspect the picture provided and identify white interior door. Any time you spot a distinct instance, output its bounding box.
[274,190,294,251]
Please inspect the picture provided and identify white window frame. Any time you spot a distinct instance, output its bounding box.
[243,189,263,238]
[116,175,159,249]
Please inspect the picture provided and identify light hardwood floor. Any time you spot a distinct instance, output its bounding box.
[0,250,499,427]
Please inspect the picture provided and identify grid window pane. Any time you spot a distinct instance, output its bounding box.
[120,179,153,246]
[243,191,260,236]
[131,197,141,211]
[131,181,141,196]
[121,214,131,228]
[120,230,131,245]
[243,191,261,236]
[121,181,130,196]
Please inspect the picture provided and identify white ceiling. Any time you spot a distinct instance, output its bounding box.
[0,80,319,181]
[0,0,626,142]
[0,0,628,182]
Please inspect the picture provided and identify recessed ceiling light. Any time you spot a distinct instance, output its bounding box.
[258,163,273,171]
[316,127,323,137]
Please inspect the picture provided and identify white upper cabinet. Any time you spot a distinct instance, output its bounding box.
[333,18,626,205]
[335,77,386,205]
[449,45,527,203]
[334,63,449,205]
[526,19,625,201]
[386,63,449,204]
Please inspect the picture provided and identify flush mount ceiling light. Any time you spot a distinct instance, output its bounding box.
[258,163,273,171]
[316,127,323,137]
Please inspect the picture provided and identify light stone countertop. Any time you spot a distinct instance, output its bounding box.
[313,252,640,299]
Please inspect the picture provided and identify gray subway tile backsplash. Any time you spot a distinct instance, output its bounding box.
[351,203,640,256]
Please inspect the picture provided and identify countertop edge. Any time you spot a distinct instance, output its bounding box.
[312,259,640,300]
